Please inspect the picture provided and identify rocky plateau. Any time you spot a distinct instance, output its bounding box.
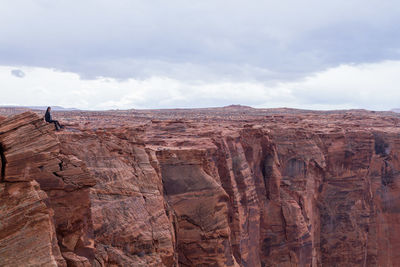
[0,106,400,266]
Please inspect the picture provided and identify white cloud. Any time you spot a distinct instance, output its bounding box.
[0,60,399,110]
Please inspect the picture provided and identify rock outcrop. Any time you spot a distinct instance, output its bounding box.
[0,113,66,266]
[1,109,400,266]
[0,112,94,266]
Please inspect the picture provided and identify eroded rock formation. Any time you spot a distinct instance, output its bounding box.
[0,109,400,266]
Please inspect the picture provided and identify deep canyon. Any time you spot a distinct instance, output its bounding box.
[0,107,400,266]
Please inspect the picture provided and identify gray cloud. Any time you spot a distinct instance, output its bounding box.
[1,0,400,82]
[11,69,25,78]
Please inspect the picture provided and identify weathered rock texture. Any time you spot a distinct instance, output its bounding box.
[0,113,66,267]
[0,112,95,266]
[1,108,400,266]
[57,128,176,266]
[0,181,65,267]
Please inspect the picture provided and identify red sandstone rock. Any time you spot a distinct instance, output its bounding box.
[57,128,177,266]
[0,112,95,266]
[62,252,91,267]
[1,108,400,266]
[0,181,66,266]
[157,148,238,266]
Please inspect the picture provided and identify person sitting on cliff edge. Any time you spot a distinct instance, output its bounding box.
[45,107,64,130]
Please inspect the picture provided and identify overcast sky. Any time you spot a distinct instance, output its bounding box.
[1,0,400,110]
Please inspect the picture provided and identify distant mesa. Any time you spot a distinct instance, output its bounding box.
[222,104,253,109]
[391,108,400,113]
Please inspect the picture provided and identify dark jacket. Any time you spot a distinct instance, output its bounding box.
[45,110,52,122]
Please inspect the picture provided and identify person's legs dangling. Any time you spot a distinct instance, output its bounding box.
[50,120,60,130]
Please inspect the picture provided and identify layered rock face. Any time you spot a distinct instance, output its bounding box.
[57,128,176,266]
[0,112,94,267]
[1,109,400,266]
[0,113,66,267]
[0,112,176,266]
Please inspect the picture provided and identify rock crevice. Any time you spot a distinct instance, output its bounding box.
[0,142,6,181]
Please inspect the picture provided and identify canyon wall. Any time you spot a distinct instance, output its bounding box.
[1,111,399,266]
